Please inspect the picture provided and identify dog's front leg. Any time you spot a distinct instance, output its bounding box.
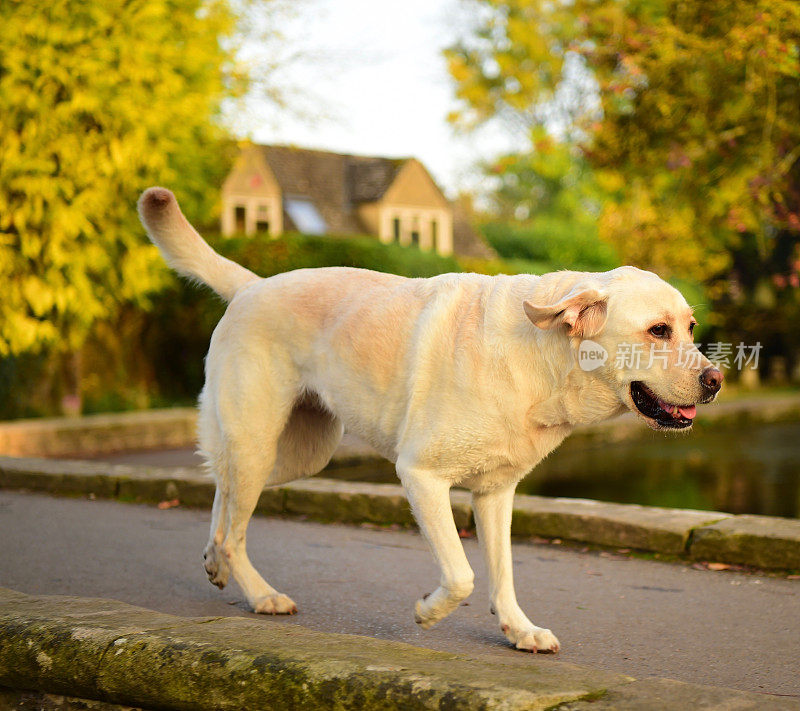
[399,464,475,629]
[472,483,560,653]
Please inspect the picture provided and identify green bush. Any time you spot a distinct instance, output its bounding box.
[481,220,620,273]
[211,231,462,279]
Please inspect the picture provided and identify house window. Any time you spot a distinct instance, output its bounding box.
[431,219,438,250]
[285,197,326,235]
[255,204,270,234]
[392,217,401,242]
[410,215,420,246]
[234,206,246,233]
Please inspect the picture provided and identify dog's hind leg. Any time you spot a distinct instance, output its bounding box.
[203,487,230,588]
[198,391,230,589]
[200,362,342,612]
[205,355,301,614]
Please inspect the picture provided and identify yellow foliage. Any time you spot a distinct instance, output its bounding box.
[0,0,239,356]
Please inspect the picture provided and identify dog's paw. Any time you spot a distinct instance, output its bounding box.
[252,593,298,615]
[414,595,441,629]
[203,550,230,589]
[501,623,560,654]
[414,586,468,629]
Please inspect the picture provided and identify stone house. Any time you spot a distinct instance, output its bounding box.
[221,144,493,259]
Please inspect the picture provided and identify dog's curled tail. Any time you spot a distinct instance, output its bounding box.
[138,187,259,301]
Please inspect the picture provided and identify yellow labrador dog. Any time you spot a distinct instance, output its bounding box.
[138,187,722,654]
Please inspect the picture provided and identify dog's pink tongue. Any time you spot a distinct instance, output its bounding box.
[658,399,696,420]
[658,399,676,416]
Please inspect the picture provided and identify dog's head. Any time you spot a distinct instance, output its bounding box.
[524,266,723,431]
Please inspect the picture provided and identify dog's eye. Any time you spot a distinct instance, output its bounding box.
[648,324,670,338]
[689,322,696,336]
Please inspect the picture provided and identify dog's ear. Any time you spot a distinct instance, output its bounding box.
[523,287,608,339]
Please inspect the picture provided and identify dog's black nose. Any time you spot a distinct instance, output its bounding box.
[700,366,724,393]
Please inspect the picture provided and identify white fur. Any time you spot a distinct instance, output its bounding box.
[138,188,717,653]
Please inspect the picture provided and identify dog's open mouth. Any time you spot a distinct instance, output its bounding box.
[630,381,696,430]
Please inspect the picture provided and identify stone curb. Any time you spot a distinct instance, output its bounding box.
[510,496,731,555]
[689,515,800,570]
[0,409,198,459]
[1,456,799,570]
[2,588,798,711]
[0,588,628,711]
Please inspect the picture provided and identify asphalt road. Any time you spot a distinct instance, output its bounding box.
[0,490,797,697]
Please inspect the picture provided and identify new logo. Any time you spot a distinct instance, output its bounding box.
[578,340,608,372]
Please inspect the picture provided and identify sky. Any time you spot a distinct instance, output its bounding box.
[231,0,527,197]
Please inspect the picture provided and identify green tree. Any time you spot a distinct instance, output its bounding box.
[0,0,246,410]
[447,0,800,370]
[447,1,800,275]
[479,130,619,271]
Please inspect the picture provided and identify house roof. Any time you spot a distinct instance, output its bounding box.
[347,155,406,202]
[259,145,407,233]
